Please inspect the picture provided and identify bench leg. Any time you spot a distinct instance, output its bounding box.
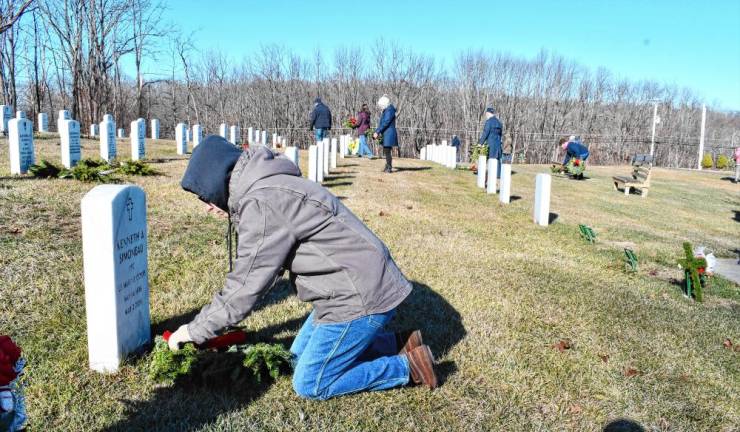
[613,182,618,191]
[624,186,630,196]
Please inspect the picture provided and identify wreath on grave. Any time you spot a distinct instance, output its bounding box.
[148,331,292,386]
[0,336,26,432]
[342,117,358,129]
[566,158,586,176]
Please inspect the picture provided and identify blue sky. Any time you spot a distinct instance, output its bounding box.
[147,0,740,110]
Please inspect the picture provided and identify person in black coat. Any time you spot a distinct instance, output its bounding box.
[309,97,332,142]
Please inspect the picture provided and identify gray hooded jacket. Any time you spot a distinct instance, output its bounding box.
[186,145,412,343]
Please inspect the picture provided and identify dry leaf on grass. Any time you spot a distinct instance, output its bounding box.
[624,367,640,377]
[378,211,387,217]
[552,339,572,352]
[569,404,583,415]
[723,338,733,349]
[598,354,609,363]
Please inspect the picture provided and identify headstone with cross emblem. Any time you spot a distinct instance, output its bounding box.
[9,111,34,174]
[130,118,146,161]
[81,185,151,373]
[0,104,12,134]
[100,114,116,161]
[61,118,81,168]
[175,123,187,155]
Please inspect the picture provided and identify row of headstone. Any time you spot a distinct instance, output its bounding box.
[476,156,512,204]
[421,141,457,169]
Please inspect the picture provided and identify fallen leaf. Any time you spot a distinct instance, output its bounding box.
[598,354,609,363]
[569,404,582,415]
[723,338,733,349]
[624,367,640,377]
[406,205,413,210]
[378,211,387,217]
[552,339,572,352]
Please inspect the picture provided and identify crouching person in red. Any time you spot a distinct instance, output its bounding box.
[168,135,437,399]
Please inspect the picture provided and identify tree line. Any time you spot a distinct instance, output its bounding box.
[3,0,739,166]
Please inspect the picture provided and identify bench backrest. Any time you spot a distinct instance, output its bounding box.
[630,154,653,185]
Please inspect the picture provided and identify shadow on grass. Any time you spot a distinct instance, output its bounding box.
[509,195,522,202]
[324,181,353,188]
[324,174,356,181]
[549,212,559,224]
[394,166,431,172]
[603,418,645,432]
[115,281,463,430]
[733,210,739,223]
[720,176,737,183]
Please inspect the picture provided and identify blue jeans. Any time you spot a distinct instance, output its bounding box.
[290,309,410,400]
[357,134,373,157]
[315,128,329,142]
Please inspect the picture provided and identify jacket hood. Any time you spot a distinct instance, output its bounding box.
[227,146,302,213]
[181,135,243,211]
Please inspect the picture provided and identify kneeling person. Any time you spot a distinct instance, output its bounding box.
[168,135,437,399]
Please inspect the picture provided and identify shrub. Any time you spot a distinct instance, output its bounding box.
[29,160,63,178]
[117,160,158,176]
[58,158,114,182]
[716,154,730,170]
[701,153,713,169]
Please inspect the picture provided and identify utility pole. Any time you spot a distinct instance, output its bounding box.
[650,102,659,157]
[697,104,706,170]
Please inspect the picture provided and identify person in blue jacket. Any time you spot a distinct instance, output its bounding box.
[560,136,590,179]
[373,95,397,173]
[309,97,332,142]
[478,107,503,179]
[451,135,461,162]
[561,136,590,165]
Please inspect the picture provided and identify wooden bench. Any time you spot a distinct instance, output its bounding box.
[613,154,653,197]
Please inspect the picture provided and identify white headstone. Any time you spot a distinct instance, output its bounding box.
[0,104,12,133]
[308,144,318,182]
[117,128,125,138]
[499,164,512,204]
[230,125,240,146]
[61,119,81,168]
[486,159,498,194]
[322,138,330,176]
[81,185,151,373]
[476,155,487,188]
[330,138,337,170]
[254,129,260,144]
[247,127,254,144]
[58,110,71,121]
[130,118,146,161]
[192,124,203,147]
[316,141,325,182]
[8,115,34,174]
[38,113,49,133]
[175,123,187,155]
[534,173,552,226]
[16,111,26,119]
[281,137,287,149]
[447,146,457,169]
[285,146,299,167]
[100,115,116,161]
[420,146,426,161]
[219,123,228,139]
[186,128,191,143]
[90,123,99,137]
[261,130,267,145]
[150,119,160,140]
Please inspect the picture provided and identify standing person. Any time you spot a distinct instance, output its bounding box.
[451,135,461,162]
[356,103,374,158]
[309,97,332,142]
[734,147,740,183]
[478,107,503,179]
[373,95,398,173]
[168,136,438,400]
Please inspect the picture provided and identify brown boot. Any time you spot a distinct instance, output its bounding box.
[395,330,423,355]
[405,345,437,389]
